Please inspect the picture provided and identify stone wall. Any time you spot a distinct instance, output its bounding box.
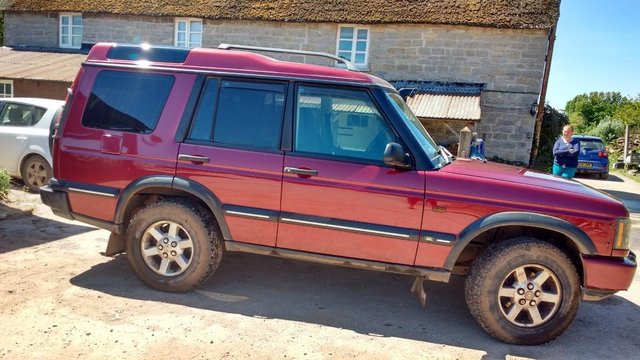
[3,12,548,162]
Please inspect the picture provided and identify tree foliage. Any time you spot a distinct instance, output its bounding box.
[530,104,569,172]
[565,92,640,135]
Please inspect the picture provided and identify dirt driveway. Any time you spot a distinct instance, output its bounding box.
[1,174,640,360]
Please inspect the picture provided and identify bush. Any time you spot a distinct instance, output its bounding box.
[0,169,10,201]
[586,116,625,143]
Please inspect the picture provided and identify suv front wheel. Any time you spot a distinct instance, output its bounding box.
[126,199,223,292]
[464,237,580,345]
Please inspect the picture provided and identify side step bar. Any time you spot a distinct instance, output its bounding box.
[224,240,451,283]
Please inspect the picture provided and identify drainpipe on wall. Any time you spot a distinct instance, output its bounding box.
[529,25,557,165]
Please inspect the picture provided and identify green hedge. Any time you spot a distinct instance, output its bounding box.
[0,169,10,201]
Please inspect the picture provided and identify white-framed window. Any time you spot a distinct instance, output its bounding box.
[175,18,203,48]
[59,13,83,49]
[336,25,370,69]
[0,80,13,98]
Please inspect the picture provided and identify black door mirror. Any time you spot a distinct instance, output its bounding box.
[383,142,411,169]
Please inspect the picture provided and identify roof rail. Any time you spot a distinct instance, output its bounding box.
[218,43,358,71]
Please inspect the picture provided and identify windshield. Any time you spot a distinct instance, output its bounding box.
[385,91,447,168]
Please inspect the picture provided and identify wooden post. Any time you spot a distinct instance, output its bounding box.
[458,126,473,158]
[624,124,630,162]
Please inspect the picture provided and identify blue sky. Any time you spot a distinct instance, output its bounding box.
[546,0,640,109]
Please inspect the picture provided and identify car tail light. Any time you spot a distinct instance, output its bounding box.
[598,151,608,158]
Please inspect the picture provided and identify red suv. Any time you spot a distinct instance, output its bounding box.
[41,43,636,345]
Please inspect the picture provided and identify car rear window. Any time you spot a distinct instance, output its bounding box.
[81,70,174,133]
[578,139,605,151]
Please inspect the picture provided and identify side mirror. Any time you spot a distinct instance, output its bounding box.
[384,142,412,169]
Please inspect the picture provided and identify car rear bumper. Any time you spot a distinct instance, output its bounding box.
[582,251,637,299]
[40,179,74,220]
[577,161,608,174]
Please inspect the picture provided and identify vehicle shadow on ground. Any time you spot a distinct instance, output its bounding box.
[70,252,640,359]
[0,214,96,253]
[575,173,623,182]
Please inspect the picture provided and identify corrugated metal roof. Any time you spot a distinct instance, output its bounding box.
[0,47,86,82]
[405,93,481,121]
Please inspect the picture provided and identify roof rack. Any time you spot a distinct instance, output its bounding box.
[217,43,358,71]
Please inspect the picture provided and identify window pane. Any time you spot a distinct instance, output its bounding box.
[295,86,393,162]
[357,29,368,40]
[72,15,82,26]
[61,16,69,26]
[338,40,352,51]
[82,71,174,133]
[189,33,202,44]
[356,40,367,52]
[0,104,33,127]
[177,21,186,31]
[61,27,69,36]
[72,36,82,48]
[355,53,365,64]
[190,21,202,32]
[213,81,286,149]
[72,26,82,36]
[189,79,219,142]
[33,107,47,125]
[177,32,186,42]
[337,51,351,60]
[339,27,354,39]
[61,36,70,46]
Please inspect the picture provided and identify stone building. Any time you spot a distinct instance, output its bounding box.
[0,0,559,163]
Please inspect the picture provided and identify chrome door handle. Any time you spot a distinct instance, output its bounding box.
[16,136,28,140]
[284,167,318,177]
[178,154,210,163]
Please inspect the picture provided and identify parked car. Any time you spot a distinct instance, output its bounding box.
[574,135,609,179]
[0,97,64,191]
[40,43,636,345]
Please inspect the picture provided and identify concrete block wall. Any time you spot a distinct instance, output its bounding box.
[3,12,548,163]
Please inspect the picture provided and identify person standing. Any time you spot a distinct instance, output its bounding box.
[552,124,580,178]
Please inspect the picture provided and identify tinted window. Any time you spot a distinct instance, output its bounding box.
[579,139,605,152]
[190,79,286,149]
[295,85,395,162]
[82,71,174,133]
[0,103,35,127]
[189,79,219,142]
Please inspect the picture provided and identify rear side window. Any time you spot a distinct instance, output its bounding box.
[82,71,174,133]
[189,79,286,150]
[0,103,41,127]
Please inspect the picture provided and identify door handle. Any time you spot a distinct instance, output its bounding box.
[284,167,318,177]
[178,154,210,163]
[16,136,28,140]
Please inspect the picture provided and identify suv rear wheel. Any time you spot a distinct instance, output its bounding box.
[464,237,580,345]
[126,199,223,292]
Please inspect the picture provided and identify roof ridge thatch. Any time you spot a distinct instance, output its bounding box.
[3,0,560,29]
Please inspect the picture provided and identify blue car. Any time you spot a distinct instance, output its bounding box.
[574,135,609,179]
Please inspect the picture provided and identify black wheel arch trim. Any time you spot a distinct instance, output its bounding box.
[443,211,598,270]
[113,175,231,240]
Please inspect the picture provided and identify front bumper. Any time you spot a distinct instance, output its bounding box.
[582,251,637,301]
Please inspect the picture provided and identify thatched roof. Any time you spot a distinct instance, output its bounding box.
[3,0,559,29]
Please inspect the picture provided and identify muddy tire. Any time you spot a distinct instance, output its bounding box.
[464,237,580,345]
[21,155,52,192]
[126,199,223,292]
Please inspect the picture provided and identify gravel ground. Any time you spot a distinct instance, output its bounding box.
[0,173,639,360]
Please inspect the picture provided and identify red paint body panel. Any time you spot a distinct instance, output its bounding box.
[278,155,425,265]
[67,192,115,221]
[57,68,195,221]
[278,223,419,264]
[582,255,636,291]
[176,145,283,246]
